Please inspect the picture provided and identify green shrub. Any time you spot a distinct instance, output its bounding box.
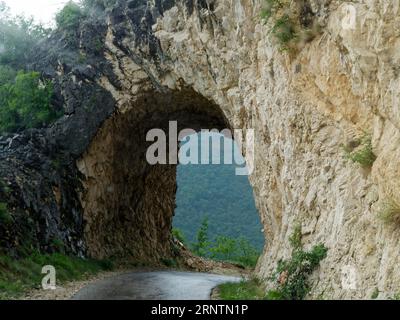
[56,1,84,31]
[261,0,319,51]
[266,226,328,300]
[343,134,376,167]
[271,14,297,47]
[289,224,302,250]
[371,288,379,300]
[0,71,59,134]
[378,199,400,225]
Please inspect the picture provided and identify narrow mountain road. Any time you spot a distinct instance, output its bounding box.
[72,271,241,300]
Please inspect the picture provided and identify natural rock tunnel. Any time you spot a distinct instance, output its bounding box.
[76,88,230,261]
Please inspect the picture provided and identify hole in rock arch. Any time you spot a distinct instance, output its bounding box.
[173,132,263,266]
[77,88,262,264]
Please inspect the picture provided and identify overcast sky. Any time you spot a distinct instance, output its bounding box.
[2,0,78,25]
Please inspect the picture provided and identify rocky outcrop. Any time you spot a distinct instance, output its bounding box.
[1,0,400,298]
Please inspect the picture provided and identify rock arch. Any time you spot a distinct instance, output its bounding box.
[76,88,230,262]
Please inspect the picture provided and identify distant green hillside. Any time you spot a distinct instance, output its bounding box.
[173,134,264,250]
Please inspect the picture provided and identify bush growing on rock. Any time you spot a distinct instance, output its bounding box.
[56,1,84,31]
[342,133,376,168]
[0,71,59,134]
[261,0,320,52]
[0,2,58,135]
[266,225,328,300]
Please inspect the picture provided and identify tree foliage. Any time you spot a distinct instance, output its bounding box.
[81,0,117,11]
[0,1,50,70]
[0,2,58,135]
[55,1,84,31]
[183,217,260,268]
[192,217,210,257]
[0,71,58,134]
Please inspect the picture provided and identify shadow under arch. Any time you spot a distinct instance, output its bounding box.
[77,87,231,262]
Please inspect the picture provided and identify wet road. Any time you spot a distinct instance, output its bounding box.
[72,271,241,300]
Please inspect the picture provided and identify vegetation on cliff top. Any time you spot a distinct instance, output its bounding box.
[0,71,59,134]
[55,1,84,31]
[0,2,50,70]
[55,0,116,32]
[0,2,60,135]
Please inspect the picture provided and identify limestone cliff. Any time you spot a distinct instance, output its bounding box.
[1,0,400,299]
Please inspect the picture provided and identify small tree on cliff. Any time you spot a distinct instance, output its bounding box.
[0,71,58,134]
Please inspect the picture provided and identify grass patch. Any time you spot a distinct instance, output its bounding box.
[0,251,114,299]
[378,199,400,225]
[342,133,376,167]
[218,278,265,300]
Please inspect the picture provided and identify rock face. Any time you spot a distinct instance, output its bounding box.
[1,0,400,299]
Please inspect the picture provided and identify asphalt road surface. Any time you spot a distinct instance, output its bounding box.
[72,271,241,300]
